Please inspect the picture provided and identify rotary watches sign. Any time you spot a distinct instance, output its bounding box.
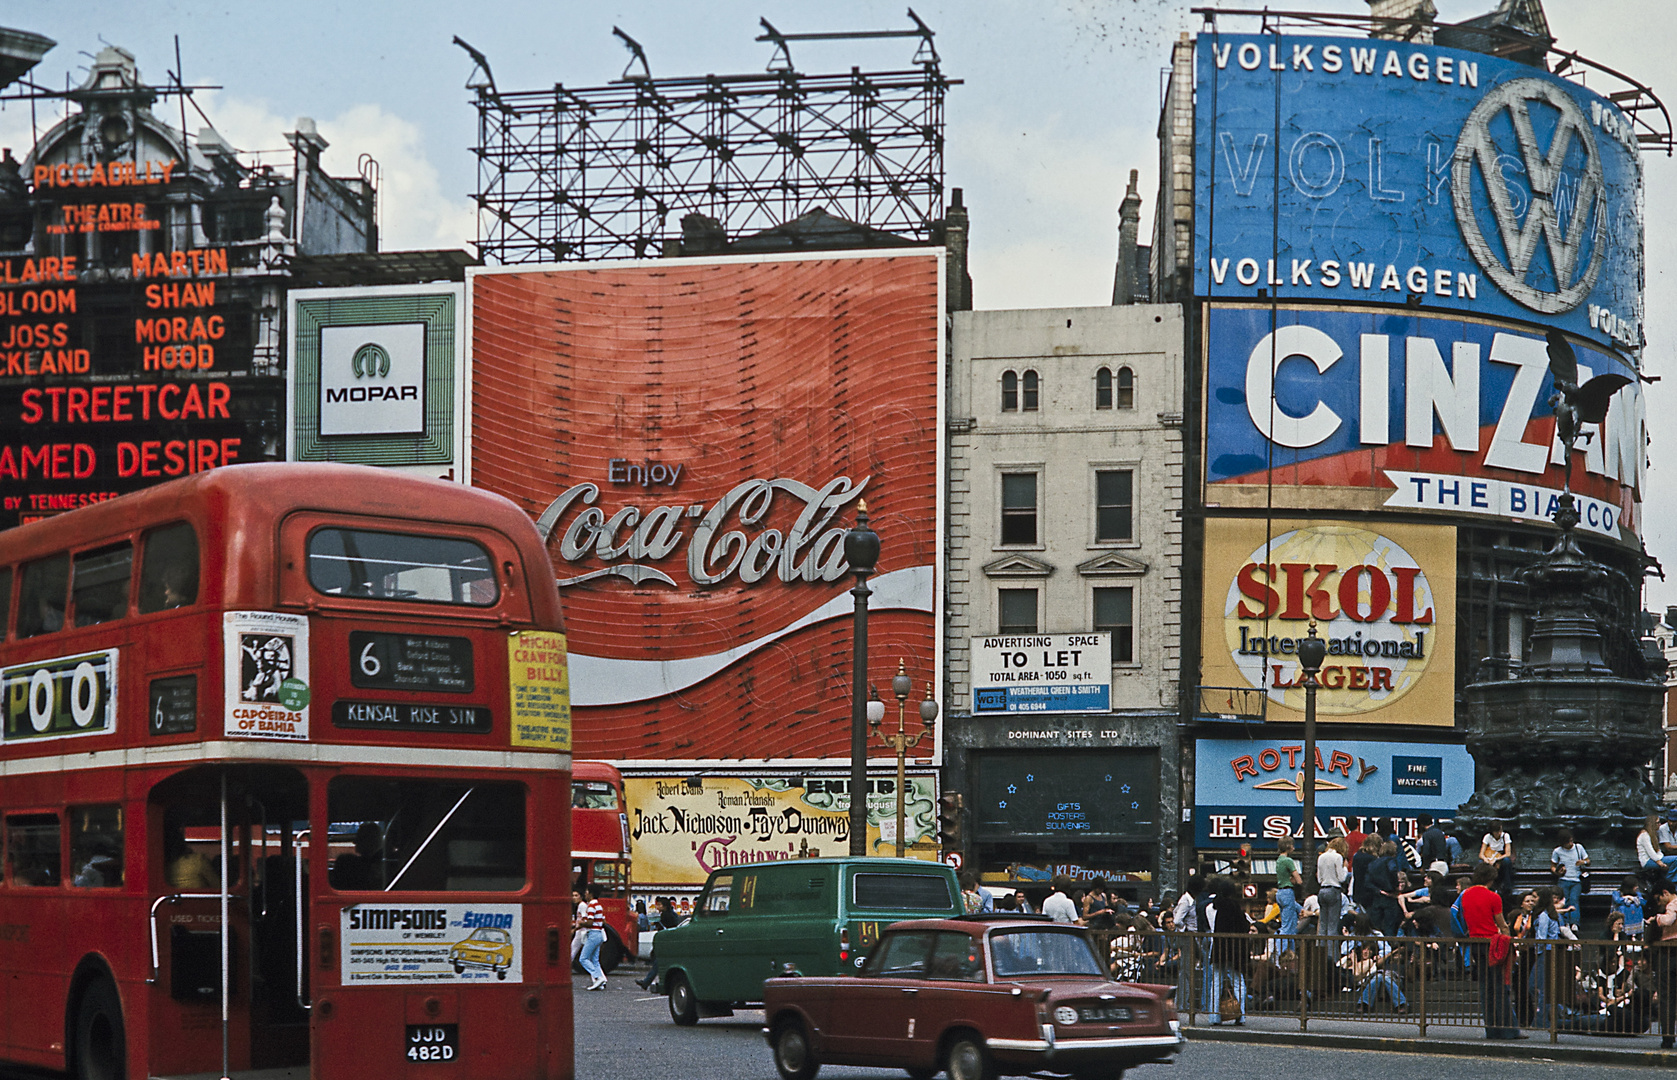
[1200,519,1456,725]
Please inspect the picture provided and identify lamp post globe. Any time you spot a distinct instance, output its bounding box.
[1297,623,1326,900]
[844,502,879,856]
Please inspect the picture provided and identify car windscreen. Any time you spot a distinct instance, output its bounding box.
[989,929,1106,978]
[852,872,955,910]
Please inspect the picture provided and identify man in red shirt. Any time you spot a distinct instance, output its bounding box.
[1460,861,1522,1039]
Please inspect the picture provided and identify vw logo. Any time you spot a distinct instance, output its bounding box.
[351,342,391,379]
[1451,78,1605,315]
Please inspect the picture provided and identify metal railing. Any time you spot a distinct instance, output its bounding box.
[1109,931,1662,1043]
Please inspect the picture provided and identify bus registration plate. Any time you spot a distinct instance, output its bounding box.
[405,1025,458,1063]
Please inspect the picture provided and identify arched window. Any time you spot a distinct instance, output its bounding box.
[1116,366,1135,409]
[1095,367,1113,410]
[1022,369,1039,411]
[1001,370,1018,412]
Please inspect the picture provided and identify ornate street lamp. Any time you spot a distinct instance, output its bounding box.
[870,660,938,857]
[1297,622,1327,902]
[843,501,879,856]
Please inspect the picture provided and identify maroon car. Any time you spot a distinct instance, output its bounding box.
[761,915,1182,1080]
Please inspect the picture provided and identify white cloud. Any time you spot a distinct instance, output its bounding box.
[195,93,474,254]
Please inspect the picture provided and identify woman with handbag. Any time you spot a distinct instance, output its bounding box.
[1208,882,1253,1025]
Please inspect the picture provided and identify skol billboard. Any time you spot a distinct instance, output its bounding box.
[467,252,942,761]
[1194,33,1644,354]
[1200,518,1455,726]
[625,774,939,886]
[1203,305,1644,542]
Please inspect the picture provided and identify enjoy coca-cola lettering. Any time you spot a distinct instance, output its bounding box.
[533,474,868,588]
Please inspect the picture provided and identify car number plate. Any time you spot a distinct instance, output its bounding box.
[406,1024,458,1062]
[1079,1005,1133,1023]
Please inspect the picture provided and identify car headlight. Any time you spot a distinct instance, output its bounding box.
[1054,1006,1078,1025]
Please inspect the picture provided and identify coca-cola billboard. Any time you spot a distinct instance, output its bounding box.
[468,253,943,761]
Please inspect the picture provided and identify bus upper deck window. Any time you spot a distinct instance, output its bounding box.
[16,554,68,638]
[138,522,200,613]
[307,528,499,607]
[571,781,618,810]
[72,543,133,627]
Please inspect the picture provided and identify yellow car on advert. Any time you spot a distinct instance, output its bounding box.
[449,927,515,979]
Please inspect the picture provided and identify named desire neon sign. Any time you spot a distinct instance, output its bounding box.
[533,474,868,589]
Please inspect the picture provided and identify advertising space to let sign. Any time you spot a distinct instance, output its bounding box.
[1200,518,1455,726]
[1193,737,1475,849]
[223,611,310,740]
[1194,33,1644,353]
[341,903,522,985]
[970,633,1111,714]
[625,775,938,885]
[1202,305,1642,542]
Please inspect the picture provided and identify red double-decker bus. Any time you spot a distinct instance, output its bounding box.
[0,463,573,1080]
[569,761,637,971]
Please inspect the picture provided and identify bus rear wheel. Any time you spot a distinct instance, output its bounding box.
[73,978,126,1080]
[598,935,623,974]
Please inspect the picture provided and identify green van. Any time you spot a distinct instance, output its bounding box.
[656,857,963,1025]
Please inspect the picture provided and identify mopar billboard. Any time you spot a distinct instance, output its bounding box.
[1193,33,1644,353]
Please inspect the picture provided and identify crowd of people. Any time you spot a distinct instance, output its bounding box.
[959,814,1677,1046]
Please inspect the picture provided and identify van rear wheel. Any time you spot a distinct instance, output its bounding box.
[771,1019,820,1080]
[73,977,125,1080]
[667,973,699,1026]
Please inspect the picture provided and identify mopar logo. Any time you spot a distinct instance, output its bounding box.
[352,342,391,378]
[1452,78,1605,315]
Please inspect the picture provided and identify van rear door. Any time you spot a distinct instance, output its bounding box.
[840,866,962,970]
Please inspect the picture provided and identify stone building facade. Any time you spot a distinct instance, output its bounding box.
[942,304,1186,902]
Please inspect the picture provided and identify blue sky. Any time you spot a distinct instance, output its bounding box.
[6,0,1677,609]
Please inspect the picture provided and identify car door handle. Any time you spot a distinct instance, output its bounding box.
[902,987,919,996]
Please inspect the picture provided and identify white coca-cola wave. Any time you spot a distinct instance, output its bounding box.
[567,565,934,706]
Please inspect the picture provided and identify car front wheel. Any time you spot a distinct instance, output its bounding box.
[772,1019,820,1080]
[667,973,699,1026]
[944,1033,995,1080]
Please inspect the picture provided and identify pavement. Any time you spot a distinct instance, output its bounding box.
[1180,1011,1677,1068]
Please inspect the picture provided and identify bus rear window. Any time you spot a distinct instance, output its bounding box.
[852,873,956,910]
[571,781,618,810]
[307,528,498,606]
[327,777,525,891]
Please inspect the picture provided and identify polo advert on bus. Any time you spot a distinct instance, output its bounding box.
[2,647,118,743]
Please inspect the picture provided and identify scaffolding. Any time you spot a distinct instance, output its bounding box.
[465,17,954,264]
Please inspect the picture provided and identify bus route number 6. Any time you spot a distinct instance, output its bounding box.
[406,1024,458,1062]
[359,641,381,678]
